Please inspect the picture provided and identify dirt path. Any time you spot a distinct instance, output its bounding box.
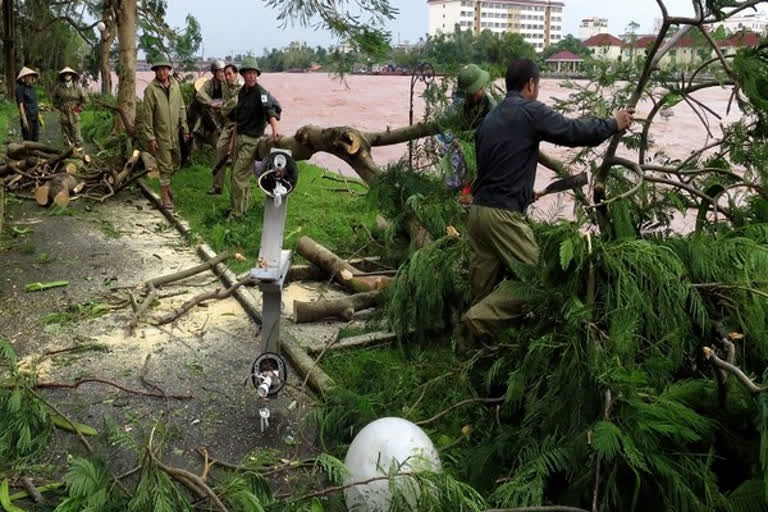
[0,114,349,483]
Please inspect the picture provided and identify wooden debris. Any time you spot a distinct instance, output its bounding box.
[2,141,151,207]
[293,290,382,323]
[306,330,397,354]
[296,236,390,293]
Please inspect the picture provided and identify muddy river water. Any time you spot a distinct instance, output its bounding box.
[118,72,744,229]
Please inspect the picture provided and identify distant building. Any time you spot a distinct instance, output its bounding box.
[708,11,768,35]
[545,50,583,73]
[586,30,761,68]
[578,17,608,40]
[583,33,625,60]
[427,0,565,52]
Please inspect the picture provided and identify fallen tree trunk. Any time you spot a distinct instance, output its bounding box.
[295,236,390,293]
[293,290,382,323]
[34,174,85,207]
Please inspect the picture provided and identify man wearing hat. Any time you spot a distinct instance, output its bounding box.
[191,60,227,147]
[434,64,497,192]
[142,60,190,210]
[207,62,244,195]
[456,63,496,130]
[227,56,281,217]
[53,67,87,147]
[15,66,40,142]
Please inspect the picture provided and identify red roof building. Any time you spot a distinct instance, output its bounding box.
[583,33,626,47]
[546,50,583,61]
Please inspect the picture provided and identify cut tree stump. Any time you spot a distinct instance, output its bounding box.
[293,290,382,323]
[295,236,390,293]
[34,174,85,207]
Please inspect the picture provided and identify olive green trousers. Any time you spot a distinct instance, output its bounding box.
[463,205,540,337]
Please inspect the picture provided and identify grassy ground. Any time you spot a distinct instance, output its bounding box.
[149,151,376,272]
[0,101,17,143]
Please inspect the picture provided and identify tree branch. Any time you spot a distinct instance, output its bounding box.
[5,378,194,400]
[415,397,505,426]
[703,347,764,394]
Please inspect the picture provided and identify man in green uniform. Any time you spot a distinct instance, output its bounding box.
[142,60,190,210]
[53,67,87,148]
[438,64,497,191]
[207,63,243,195]
[462,58,634,339]
[456,63,496,130]
[228,57,280,217]
[194,60,226,144]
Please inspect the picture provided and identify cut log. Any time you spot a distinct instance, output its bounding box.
[293,290,382,323]
[306,330,397,354]
[237,257,387,284]
[109,149,141,187]
[34,174,82,207]
[7,141,61,159]
[63,159,85,174]
[295,236,389,293]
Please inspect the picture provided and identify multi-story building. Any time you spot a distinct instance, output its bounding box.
[708,11,768,35]
[578,17,608,40]
[427,0,565,52]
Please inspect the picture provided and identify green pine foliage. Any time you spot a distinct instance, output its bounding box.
[364,157,768,510]
[0,339,53,467]
[53,458,120,512]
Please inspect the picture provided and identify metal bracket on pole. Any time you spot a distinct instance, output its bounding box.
[249,148,296,354]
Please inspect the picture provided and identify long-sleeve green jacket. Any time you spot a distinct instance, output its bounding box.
[142,78,189,147]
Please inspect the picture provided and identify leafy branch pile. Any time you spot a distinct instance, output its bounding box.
[321,2,768,511]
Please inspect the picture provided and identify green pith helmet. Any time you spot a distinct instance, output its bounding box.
[239,57,262,76]
[150,60,173,71]
[457,64,490,96]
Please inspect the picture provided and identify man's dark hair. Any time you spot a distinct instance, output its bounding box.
[505,59,540,92]
[224,63,238,74]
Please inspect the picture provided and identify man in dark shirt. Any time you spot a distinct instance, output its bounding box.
[15,67,40,142]
[462,58,634,339]
[229,57,280,218]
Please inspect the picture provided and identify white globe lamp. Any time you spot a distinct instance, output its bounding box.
[343,417,441,512]
[96,21,106,33]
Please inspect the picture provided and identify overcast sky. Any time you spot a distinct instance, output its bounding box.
[163,0,743,57]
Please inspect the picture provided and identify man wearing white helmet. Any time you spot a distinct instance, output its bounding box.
[15,66,40,141]
[53,67,87,148]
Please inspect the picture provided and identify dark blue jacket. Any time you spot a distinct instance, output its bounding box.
[473,91,618,212]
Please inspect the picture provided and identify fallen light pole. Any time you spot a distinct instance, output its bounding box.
[248,149,298,430]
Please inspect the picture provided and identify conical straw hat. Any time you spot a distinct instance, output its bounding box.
[58,66,79,77]
[17,66,38,80]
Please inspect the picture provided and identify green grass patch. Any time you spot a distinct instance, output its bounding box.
[152,155,378,273]
[0,101,18,146]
